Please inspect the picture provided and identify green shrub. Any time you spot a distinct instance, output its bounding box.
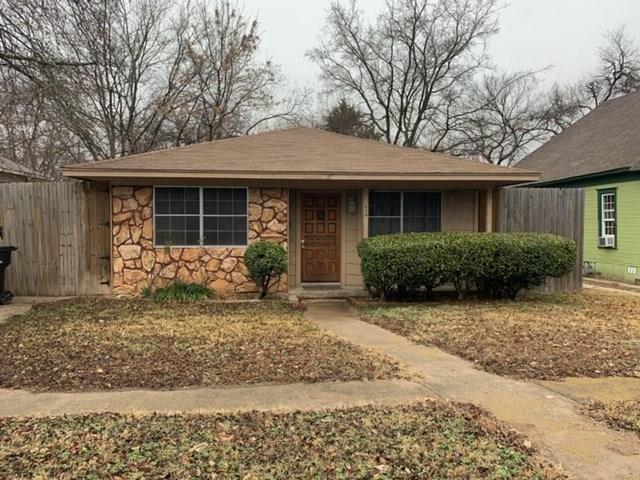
[358,232,576,300]
[245,241,287,299]
[358,233,449,299]
[142,281,214,303]
[476,233,577,299]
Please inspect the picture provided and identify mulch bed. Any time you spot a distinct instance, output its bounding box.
[582,398,640,437]
[0,400,566,479]
[0,297,402,392]
[360,291,640,380]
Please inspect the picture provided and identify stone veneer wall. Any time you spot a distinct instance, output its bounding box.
[111,186,288,295]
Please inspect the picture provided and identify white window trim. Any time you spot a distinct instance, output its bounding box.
[152,186,249,248]
[600,192,616,240]
[368,191,442,236]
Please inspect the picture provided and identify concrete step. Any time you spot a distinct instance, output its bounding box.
[288,287,369,304]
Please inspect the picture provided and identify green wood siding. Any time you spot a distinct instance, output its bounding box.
[584,179,640,283]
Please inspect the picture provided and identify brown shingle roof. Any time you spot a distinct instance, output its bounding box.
[518,92,640,182]
[0,156,42,180]
[63,127,537,181]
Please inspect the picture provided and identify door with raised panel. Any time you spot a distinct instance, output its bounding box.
[301,192,340,282]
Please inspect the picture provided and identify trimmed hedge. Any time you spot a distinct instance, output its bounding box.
[358,232,577,300]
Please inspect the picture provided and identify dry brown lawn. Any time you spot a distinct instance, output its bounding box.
[0,401,566,479]
[582,398,640,437]
[360,291,640,380]
[0,297,402,392]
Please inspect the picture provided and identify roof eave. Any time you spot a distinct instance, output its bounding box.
[62,169,539,183]
[520,166,633,187]
[0,168,43,179]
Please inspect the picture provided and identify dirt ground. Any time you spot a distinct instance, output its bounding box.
[360,291,640,380]
[0,401,565,479]
[0,297,402,392]
[583,398,640,437]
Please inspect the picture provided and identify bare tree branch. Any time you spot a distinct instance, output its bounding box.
[543,26,640,133]
[446,70,553,165]
[0,0,307,173]
[309,0,499,148]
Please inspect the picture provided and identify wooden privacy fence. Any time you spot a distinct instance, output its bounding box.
[497,187,584,292]
[0,181,110,296]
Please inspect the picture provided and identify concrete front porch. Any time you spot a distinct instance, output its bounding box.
[288,283,369,302]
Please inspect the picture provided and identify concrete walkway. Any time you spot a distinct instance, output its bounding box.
[0,296,66,324]
[584,277,640,296]
[0,299,33,323]
[585,284,640,297]
[541,377,640,403]
[0,379,431,417]
[305,301,640,480]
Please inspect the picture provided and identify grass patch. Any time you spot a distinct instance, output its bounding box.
[142,281,214,302]
[0,297,402,392]
[360,291,640,380]
[0,401,566,479]
[582,398,640,437]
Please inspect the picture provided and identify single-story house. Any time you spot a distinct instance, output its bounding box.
[62,127,538,295]
[0,156,42,182]
[518,92,640,284]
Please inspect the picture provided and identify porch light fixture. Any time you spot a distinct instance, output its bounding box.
[347,194,358,214]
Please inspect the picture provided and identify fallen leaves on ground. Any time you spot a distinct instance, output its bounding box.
[582,398,640,437]
[360,291,640,380]
[0,297,401,392]
[0,401,566,479]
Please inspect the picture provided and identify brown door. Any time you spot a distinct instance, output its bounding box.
[301,192,341,282]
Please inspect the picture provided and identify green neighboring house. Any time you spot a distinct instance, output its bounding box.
[518,92,640,284]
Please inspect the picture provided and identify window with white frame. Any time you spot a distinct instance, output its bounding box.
[154,187,248,247]
[368,191,441,236]
[599,189,616,242]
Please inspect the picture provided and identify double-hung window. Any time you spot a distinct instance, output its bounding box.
[598,189,617,247]
[154,187,247,247]
[368,191,441,236]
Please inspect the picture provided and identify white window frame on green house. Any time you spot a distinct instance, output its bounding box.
[368,191,442,237]
[153,186,249,248]
[598,188,617,248]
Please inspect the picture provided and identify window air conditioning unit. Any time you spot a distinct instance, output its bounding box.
[598,236,615,248]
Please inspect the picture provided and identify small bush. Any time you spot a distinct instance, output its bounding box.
[358,232,576,300]
[358,233,449,299]
[475,233,577,299]
[143,281,214,303]
[245,241,287,299]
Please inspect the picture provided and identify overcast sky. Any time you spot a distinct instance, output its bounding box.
[242,0,640,106]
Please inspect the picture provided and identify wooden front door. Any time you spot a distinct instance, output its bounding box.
[301,192,341,282]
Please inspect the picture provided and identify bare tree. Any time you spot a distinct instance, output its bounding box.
[0,0,306,173]
[310,3,640,165]
[537,84,583,136]
[0,0,186,160]
[0,1,94,73]
[544,26,640,133]
[309,0,499,148]
[584,26,639,106]
[0,69,80,177]
[445,71,553,165]
[162,1,306,145]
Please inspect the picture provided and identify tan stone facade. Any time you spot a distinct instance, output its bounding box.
[111,186,288,295]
